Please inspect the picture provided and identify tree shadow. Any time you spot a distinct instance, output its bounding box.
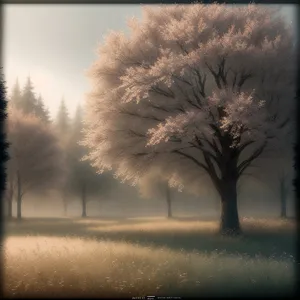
[4,217,296,260]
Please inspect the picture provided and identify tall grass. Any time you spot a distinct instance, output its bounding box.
[4,217,296,298]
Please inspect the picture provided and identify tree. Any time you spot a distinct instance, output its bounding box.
[6,108,65,220]
[55,98,71,214]
[9,78,51,125]
[66,105,111,217]
[35,94,51,124]
[20,77,38,115]
[253,130,295,219]
[55,98,70,138]
[139,170,173,218]
[82,4,296,235]
[9,78,22,109]
[0,69,9,216]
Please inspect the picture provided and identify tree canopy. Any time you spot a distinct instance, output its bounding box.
[6,108,65,219]
[9,78,51,124]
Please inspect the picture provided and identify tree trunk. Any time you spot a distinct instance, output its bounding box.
[280,179,287,218]
[16,171,22,220]
[165,184,172,218]
[219,179,241,235]
[81,183,87,218]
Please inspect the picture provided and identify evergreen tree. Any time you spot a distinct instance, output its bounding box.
[0,69,9,212]
[36,94,51,124]
[72,104,83,135]
[55,98,71,215]
[55,98,70,139]
[10,78,22,109]
[20,77,37,115]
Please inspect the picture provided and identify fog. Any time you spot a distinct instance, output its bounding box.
[7,179,295,219]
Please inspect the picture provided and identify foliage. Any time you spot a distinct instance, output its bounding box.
[9,78,51,124]
[83,4,295,196]
[6,108,65,199]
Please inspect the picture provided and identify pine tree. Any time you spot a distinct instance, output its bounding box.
[71,104,83,136]
[0,69,10,214]
[10,78,22,109]
[55,98,70,139]
[20,77,37,115]
[36,94,51,124]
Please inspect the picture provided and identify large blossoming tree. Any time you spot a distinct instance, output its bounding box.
[83,4,295,234]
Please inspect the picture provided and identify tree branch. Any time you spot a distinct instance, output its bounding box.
[237,141,267,177]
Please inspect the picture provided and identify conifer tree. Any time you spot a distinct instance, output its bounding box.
[36,94,51,124]
[55,98,70,139]
[10,78,22,109]
[0,69,9,215]
[20,77,37,115]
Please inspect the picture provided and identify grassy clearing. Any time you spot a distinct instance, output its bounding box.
[4,217,296,298]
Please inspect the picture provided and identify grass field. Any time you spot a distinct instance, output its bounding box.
[3,217,297,298]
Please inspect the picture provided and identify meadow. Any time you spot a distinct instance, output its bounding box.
[3,217,297,298]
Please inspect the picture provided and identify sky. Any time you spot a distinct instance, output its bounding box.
[2,4,297,119]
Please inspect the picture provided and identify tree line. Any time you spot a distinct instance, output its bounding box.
[4,77,111,220]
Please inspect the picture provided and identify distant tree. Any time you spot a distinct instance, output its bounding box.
[139,170,173,218]
[277,165,293,218]
[0,69,9,215]
[6,108,65,220]
[55,98,70,138]
[9,78,51,125]
[67,105,112,218]
[54,98,71,214]
[83,4,296,235]
[35,94,51,124]
[19,77,38,115]
[258,131,294,218]
[9,78,22,109]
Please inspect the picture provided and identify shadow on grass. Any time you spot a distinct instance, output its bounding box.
[4,216,296,259]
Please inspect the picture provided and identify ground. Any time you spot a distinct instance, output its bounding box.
[3,216,296,298]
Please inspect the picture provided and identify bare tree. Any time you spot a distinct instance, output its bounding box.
[6,108,65,220]
[83,4,295,235]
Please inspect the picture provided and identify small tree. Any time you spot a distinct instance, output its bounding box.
[261,152,294,218]
[66,105,112,217]
[9,78,22,109]
[20,77,38,115]
[55,98,71,214]
[139,170,173,218]
[55,98,70,138]
[6,108,65,220]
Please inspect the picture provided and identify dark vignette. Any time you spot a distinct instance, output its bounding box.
[0,0,298,299]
